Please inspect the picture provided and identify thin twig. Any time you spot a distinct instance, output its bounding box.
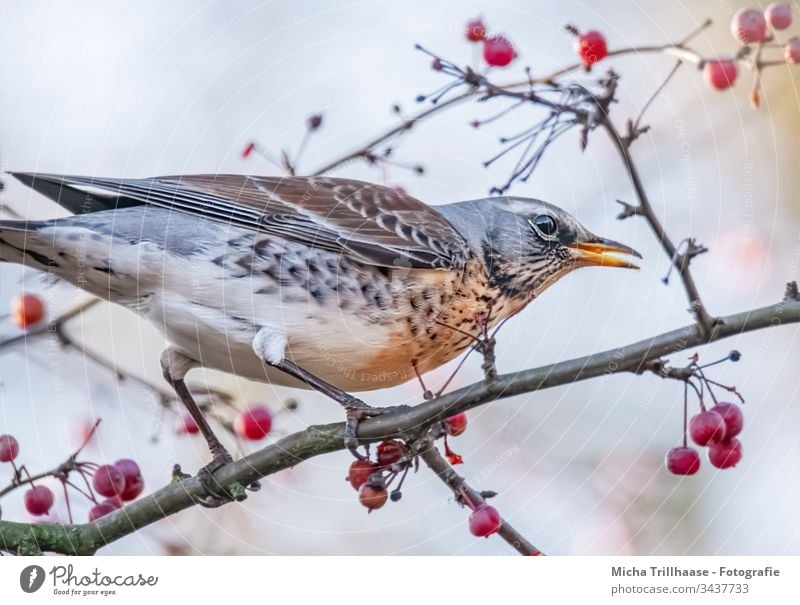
[416,437,542,555]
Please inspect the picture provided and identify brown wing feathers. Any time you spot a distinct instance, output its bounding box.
[14,173,470,270]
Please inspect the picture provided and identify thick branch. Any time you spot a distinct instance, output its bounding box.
[1,292,795,555]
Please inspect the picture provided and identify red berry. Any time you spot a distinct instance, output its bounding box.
[765,3,792,30]
[785,37,800,63]
[708,438,743,469]
[241,142,256,158]
[347,459,378,490]
[731,8,768,44]
[444,413,468,437]
[709,403,743,438]
[104,496,124,510]
[178,413,200,435]
[465,18,487,43]
[665,447,701,475]
[93,464,125,498]
[689,410,727,446]
[469,505,501,537]
[482,35,515,67]
[376,440,407,467]
[704,57,738,91]
[575,30,608,67]
[24,485,54,516]
[88,501,117,522]
[114,459,144,501]
[234,406,273,440]
[0,434,19,462]
[358,484,388,511]
[11,293,45,329]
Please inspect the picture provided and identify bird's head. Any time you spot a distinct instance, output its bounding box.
[443,196,641,300]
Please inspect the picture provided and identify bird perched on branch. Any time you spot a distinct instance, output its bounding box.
[0,173,639,500]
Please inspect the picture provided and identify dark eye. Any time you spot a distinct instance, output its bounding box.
[530,214,558,238]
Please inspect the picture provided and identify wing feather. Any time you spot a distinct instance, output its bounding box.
[17,173,469,270]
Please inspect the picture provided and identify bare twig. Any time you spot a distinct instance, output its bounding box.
[417,437,542,555]
[601,117,717,336]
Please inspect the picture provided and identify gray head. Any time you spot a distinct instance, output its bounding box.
[439,196,640,300]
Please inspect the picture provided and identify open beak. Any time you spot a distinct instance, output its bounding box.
[567,237,642,270]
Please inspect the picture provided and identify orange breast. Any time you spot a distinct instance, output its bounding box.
[362,259,530,385]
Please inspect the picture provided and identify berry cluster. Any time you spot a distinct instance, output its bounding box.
[665,352,745,476]
[346,439,409,512]
[346,413,469,513]
[708,4,799,91]
[89,460,145,520]
[0,428,145,521]
[463,17,516,67]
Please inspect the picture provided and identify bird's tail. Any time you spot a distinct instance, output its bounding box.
[0,219,56,270]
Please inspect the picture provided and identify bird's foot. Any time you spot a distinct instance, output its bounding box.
[192,447,247,508]
[344,402,412,460]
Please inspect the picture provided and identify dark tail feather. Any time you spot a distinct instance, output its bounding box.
[10,172,140,215]
[0,218,53,266]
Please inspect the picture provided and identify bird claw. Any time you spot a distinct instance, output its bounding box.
[344,403,412,460]
[192,450,246,508]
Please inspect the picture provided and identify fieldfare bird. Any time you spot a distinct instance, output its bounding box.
[0,173,639,496]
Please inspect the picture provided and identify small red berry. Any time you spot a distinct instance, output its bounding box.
[785,37,800,63]
[465,17,487,43]
[765,3,792,30]
[575,30,608,67]
[708,438,743,469]
[93,464,125,498]
[445,413,468,437]
[731,8,768,44]
[114,459,144,501]
[234,406,273,440]
[689,410,727,446]
[482,35,515,67]
[11,293,45,329]
[0,434,19,462]
[104,496,124,510]
[704,57,738,91]
[469,505,501,537]
[347,459,378,490]
[376,440,407,467]
[709,403,743,439]
[24,485,54,516]
[665,447,701,475]
[88,501,118,522]
[178,413,200,435]
[358,484,388,511]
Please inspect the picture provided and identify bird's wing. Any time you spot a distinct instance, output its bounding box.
[12,173,470,270]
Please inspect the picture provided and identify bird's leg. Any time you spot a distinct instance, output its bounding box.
[160,348,240,507]
[252,328,407,458]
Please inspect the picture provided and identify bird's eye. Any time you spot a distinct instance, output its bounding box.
[530,214,558,239]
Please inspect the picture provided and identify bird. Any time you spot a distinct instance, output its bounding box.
[0,173,639,498]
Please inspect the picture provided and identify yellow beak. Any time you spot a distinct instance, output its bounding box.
[567,238,642,270]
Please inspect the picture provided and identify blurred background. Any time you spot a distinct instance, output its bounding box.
[0,0,798,555]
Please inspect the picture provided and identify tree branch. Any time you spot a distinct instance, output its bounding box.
[417,438,542,555]
[601,117,718,336]
[2,289,796,555]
